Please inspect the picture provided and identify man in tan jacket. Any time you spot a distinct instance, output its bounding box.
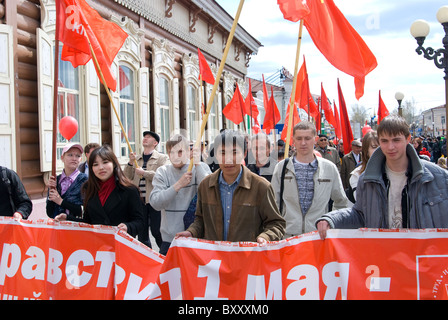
[177,130,285,244]
[124,131,169,248]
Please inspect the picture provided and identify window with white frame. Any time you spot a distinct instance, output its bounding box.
[208,95,218,138]
[159,76,171,149]
[187,84,198,141]
[56,45,82,158]
[118,65,136,157]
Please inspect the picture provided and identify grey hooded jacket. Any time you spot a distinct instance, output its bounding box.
[317,144,448,229]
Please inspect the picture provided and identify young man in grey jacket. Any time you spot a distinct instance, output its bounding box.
[149,134,211,255]
[317,115,448,239]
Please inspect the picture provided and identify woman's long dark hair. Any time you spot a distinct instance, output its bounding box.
[83,145,134,208]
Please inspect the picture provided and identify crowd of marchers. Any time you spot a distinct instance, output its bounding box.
[2,115,448,255]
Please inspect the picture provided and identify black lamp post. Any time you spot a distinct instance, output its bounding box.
[410,6,448,139]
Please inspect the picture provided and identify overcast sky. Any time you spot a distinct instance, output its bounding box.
[216,0,447,117]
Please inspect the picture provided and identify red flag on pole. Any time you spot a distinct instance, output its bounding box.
[198,48,215,85]
[262,75,281,134]
[378,90,390,124]
[281,100,301,145]
[337,79,354,155]
[56,0,128,92]
[277,0,310,22]
[303,0,377,99]
[223,84,245,125]
[295,58,319,119]
[321,83,337,129]
[333,100,342,140]
[244,79,259,119]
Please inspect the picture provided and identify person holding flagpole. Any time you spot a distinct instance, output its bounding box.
[124,131,169,249]
[55,146,144,238]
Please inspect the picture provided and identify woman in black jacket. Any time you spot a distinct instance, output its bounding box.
[55,146,144,237]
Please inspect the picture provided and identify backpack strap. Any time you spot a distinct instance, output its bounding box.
[279,158,290,214]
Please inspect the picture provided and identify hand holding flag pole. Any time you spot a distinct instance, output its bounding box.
[187,0,245,172]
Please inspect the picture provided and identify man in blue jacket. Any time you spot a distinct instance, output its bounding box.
[317,115,448,239]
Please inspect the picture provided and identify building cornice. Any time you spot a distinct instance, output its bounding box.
[113,0,262,56]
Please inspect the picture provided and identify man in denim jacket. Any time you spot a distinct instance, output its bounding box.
[317,115,448,239]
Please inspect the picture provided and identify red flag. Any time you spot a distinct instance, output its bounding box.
[244,79,259,119]
[56,0,128,92]
[198,48,215,85]
[295,58,319,118]
[281,101,301,145]
[337,79,354,155]
[333,100,342,140]
[378,90,389,124]
[303,0,377,99]
[223,84,245,125]
[277,0,310,22]
[321,83,337,129]
[262,75,281,134]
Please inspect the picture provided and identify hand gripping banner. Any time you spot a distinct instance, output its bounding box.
[0,217,164,300]
[2,216,448,300]
[158,229,448,300]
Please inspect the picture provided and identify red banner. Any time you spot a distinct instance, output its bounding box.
[2,217,448,300]
[0,217,164,300]
[158,229,448,300]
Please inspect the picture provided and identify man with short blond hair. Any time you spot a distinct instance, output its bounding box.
[271,122,347,237]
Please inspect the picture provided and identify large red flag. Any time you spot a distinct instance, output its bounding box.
[303,0,377,99]
[223,84,245,125]
[197,48,215,85]
[277,0,310,22]
[333,100,342,140]
[337,79,354,155]
[378,90,389,124]
[262,75,281,134]
[56,0,128,92]
[321,83,337,129]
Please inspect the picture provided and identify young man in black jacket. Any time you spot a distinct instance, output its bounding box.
[0,166,32,219]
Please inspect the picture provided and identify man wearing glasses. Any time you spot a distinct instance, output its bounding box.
[315,134,341,173]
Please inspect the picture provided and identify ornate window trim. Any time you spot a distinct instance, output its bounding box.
[152,38,179,151]
[182,53,201,142]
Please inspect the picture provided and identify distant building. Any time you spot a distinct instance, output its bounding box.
[419,105,446,137]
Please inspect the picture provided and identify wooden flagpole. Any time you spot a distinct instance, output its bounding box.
[200,75,206,148]
[188,0,245,172]
[285,20,304,158]
[51,39,60,179]
[86,37,139,168]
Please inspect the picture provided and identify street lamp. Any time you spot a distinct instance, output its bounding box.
[395,91,405,117]
[410,5,448,139]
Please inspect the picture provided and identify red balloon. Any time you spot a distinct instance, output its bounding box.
[59,116,78,140]
[362,125,372,136]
